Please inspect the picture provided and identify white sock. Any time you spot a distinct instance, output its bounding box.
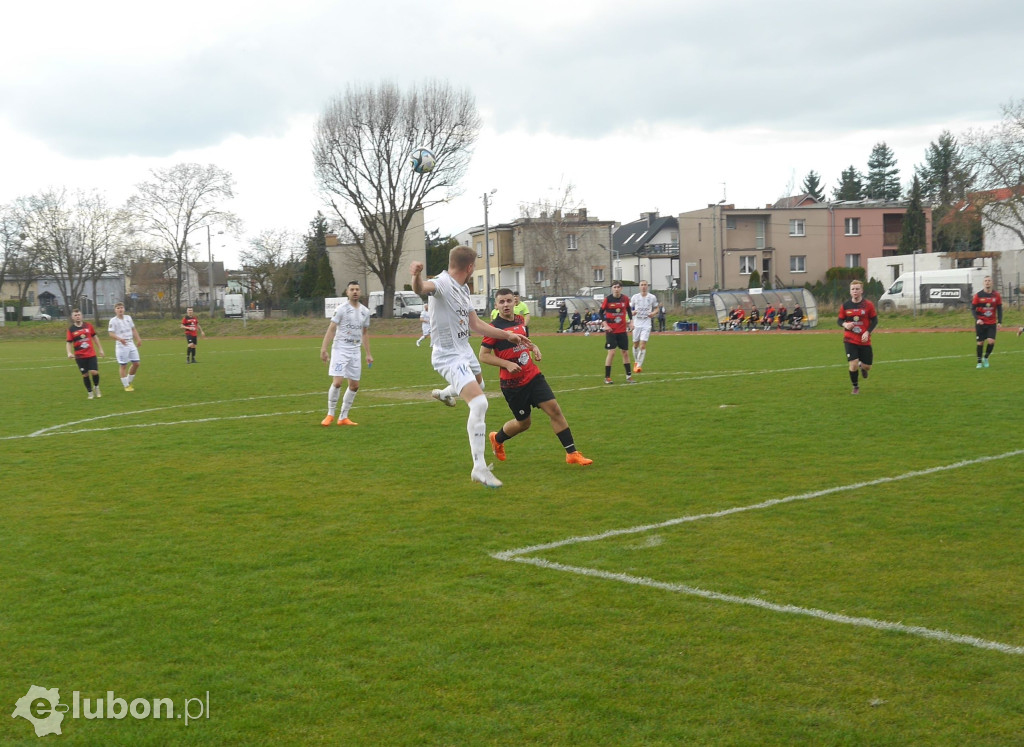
[442,384,458,399]
[121,376,129,387]
[327,386,341,416]
[340,388,357,419]
[638,349,646,366]
[467,394,488,469]
[128,373,135,383]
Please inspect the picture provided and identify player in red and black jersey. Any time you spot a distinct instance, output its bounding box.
[180,307,205,363]
[838,280,878,394]
[65,308,105,398]
[600,281,634,384]
[479,289,592,466]
[971,275,1002,368]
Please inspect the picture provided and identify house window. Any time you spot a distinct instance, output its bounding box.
[567,234,578,251]
[790,255,806,273]
[846,254,861,268]
[534,270,545,284]
[844,217,860,236]
[96,294,105,306]
[789,219,805,237]
[726,216,736,230]
[593,268,605,283]
[740,255,756,274]
[476,241,482,258]
[488,238,495,256]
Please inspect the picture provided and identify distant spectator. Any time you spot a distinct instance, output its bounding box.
[569,312,582,332]
[557,301,568,332]
[657,305,666,332]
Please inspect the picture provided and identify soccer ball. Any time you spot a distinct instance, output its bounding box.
[410,147,436,174]
[584,331,590,336]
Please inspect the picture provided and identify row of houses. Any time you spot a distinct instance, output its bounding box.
[448,197,939,298]
[310,192,1022,305]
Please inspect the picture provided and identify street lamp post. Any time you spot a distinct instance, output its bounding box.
[482,190,496,313]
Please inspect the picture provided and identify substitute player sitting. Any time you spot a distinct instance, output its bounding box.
[481,289,592,466]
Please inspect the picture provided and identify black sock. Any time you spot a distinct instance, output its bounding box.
[556,427,576,454]
[605,366,611,378]
[625,363,632,376]
[977,345,983,362]
[82,378,92,392]
[986,346,993,359]
[92,373,100,387]
[495,428,510,444]
[849,370,859,386]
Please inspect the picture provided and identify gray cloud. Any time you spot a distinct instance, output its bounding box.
[2,0,1020,158]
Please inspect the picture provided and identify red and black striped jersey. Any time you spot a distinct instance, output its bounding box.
[480,315,539,389]
[600,294,632,333]
[971,291,1002,325]
[838,299,878,345]
[67,322,99,359]
[182,316,199,335]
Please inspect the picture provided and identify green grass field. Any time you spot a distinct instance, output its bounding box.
[3,323,1024,745]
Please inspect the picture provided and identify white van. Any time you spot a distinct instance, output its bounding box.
[876,268,988,312]
[368,291,425,318]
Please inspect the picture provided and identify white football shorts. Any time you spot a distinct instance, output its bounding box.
[328,345,362,381]
[115,342,140,365]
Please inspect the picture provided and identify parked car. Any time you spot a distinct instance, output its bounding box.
[681,294,712,308]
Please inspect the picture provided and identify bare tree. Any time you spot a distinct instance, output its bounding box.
[313,80,480,317]
[963,99,1024,247]
[128,163,237,313]
[239,229,301,313]
[1,204,45,325]
[15,188,124,318]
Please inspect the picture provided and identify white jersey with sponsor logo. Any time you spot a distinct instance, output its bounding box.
[630,292,659,325]
[330,302,370,348]
[429,271,474,355]
[108,314,136,344]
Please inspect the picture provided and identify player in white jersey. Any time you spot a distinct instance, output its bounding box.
[410,247,529,488]
[629,281,659,373]
[319,281,373,426]
[108,302,142,391]
[415,303,431,347]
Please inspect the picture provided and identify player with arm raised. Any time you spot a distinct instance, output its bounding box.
[411,247,528,488]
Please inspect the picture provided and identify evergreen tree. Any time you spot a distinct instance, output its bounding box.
[898,176,927,254]
[299,212,329,299]
[312,250,336,298]
[833,165,864,200]
[748,269,761,289]
[915,130,973,206]
[425,228,458,275]
[865,142,901,200]
[801,170,825,201]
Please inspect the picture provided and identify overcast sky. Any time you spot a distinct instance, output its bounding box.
[1,0,1020,267]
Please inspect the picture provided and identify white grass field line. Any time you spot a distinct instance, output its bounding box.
[493,448,1024,656]
[5,348,1020,440]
